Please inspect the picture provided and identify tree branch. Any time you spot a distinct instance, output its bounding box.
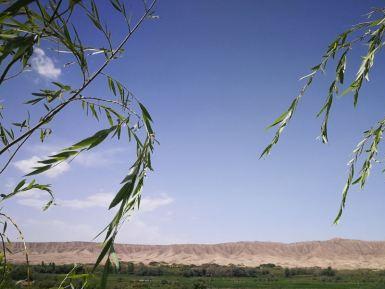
[0,0,157,157]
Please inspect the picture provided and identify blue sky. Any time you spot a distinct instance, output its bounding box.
[1,0,385,244]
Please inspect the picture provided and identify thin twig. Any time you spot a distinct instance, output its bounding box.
[0,213,30,283]
[0,134,30,174]
[0,234,7,286]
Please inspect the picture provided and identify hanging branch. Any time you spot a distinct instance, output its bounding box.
[261,8,385,223]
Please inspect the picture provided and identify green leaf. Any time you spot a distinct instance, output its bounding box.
[13,179,26,192]
[89,103,99,121]
[105,109,114,126]
[266,111,288,129]
[50,150,78,159]
[3,222,7,234]
[120,166,138,183]
[25,165,52,176]
[69,0,82,10]
[69,127,114,150]
[100,258,111,289]
[110,250,119,270]
[87,13,103,31]
[116,81,124,99]
[108,77,116,96]
[0,0,35,17]
[108,180,135,209]
[38,158,61,165]
[52,82,71,91]
[109,0,122,12]
[93,237,113,271]
[138,102,153,122]
[43,199,54,211]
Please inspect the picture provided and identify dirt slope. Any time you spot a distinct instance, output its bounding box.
[6,238,385,269]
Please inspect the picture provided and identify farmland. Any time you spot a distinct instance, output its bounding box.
[4,262,385,289]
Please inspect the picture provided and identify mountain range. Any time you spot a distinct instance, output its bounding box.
[7,238,385,269]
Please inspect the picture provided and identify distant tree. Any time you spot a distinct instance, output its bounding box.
[0,0,158,288]
[321,266,336,277]
[262,6,385,223]
[126,262,134,274]
[50,262,56,273]
[284,268,291,278]
[9,265,29,281]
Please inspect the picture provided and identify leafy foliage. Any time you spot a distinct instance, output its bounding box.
[0,0,158,288]
[262,7,385,224]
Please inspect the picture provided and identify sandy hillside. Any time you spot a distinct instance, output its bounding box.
[6,238,385,269]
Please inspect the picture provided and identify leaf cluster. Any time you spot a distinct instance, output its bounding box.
[262,8,385,223]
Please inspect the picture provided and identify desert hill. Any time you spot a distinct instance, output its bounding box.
[7,238,385,269]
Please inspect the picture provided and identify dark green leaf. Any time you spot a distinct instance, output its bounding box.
[25,165,52,176]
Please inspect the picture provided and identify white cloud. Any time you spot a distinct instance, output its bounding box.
[20,219,95,242]
[115,195,179,244]
[14,217,183,244]
[26,143,63,155]
[16,188,47,199]
[13,193,179,243]
[16,189,174,213]
[74,147,126,168]
[15,189,53,210]
[24,144,126,168]
[4,178,15,189]
[13,156,70,178]
[56,193,174,211]
[140,194,174,212]
[117,216,183,244]
[17,198,47,209]
[58,193,113,209]
[31,47,61,79]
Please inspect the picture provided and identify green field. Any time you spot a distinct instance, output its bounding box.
[5,262,385,289]
[16,273,385,289]
[98,275,385,289]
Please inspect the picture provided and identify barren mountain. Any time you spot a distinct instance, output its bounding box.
[7,238,385,269]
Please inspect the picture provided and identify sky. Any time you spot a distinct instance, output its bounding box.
[1,0,385,244]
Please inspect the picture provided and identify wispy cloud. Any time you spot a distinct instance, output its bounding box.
[17,198,47,210]
[13,156,69,178]
[24,143,126,169]
[117,216,184,244]
[16,216,183,244]
[58,193,113,209]
[15,192,178,243]
[74,147,127,168]
[31,47,61,79]
[58,193,174,211]
[20,219,95,242]
[140,194,174,212]
[15,189,53,210]
[17,190,174,213]
[25,143,63,155]
[116,194,179,244]
[12,143,128,183]
[17,188,47,199]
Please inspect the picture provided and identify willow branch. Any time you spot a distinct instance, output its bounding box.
[0,0,157,157]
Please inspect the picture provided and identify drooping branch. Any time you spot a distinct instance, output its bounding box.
[0,0,157,158]
[261,8,385,223]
